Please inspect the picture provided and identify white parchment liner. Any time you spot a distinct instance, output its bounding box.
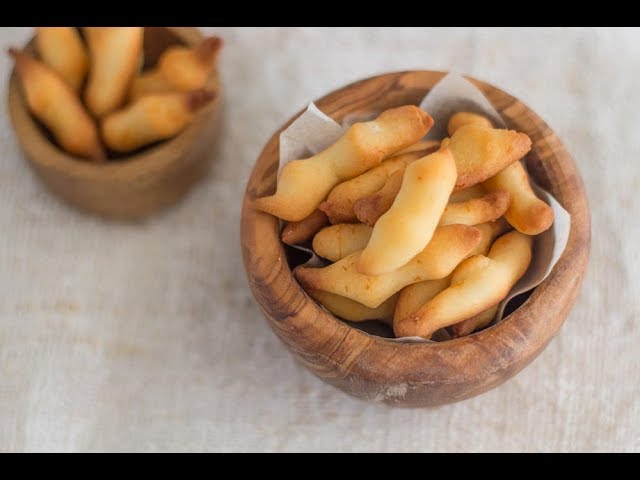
[278,73,571,342]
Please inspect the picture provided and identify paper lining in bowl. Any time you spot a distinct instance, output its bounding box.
[277,72,571,342]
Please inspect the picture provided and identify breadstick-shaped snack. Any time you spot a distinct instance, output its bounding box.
[281,210,329,246]
[307,289,397,324]
[357,148,457,276]
[312,224,372,262]
[35,27,88,91]
[393,276,451,326]
[319,148,436,224]
[254,106,434,222]
[295,224,481,308]
[394,231,532,339]
[468,218,512,257]
[396,139,441,155]
[483,161,554,235]
[83,27,143,117]
[439,190,510,226]
[9,48,105,162]
[447,111,492,136]
[449,184,486,203]
[129,36,223,100]
[101,89,216,152]
[353,167,404,227]
[450,305,499,338]
[446,125,532,189]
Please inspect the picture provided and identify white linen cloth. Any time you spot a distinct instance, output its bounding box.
[0,27,637,452]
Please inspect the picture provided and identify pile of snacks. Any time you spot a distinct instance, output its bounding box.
[9,27,222,161]
[256,106,554,340]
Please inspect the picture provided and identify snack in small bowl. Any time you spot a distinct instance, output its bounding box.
[7,27,222,219]
[242,71,590,407]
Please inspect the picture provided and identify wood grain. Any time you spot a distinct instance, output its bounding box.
[242,71,590,407]
[7,27,222,220]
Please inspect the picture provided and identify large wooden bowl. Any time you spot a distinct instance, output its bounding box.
[7,27,222,220]
[241,71,590,407]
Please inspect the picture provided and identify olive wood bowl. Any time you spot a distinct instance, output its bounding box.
[241,71,590,407]
[7,27,221,220]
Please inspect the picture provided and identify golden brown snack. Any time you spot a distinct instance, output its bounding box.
[101,89,216,152]
[295,224,481,308]
[483,161,554,235]
[318,148,436,224]
[307,288,397,324]
[396,139,441,155]
[35,27,88,91]
[450,305,498,338]
[254,106,434,221]
[281,210,329,246]
[447,111,492,136]
[9,48,105,162]
[439,190,510,226]
[393,276,451,326]
[394,231,532,339]
[446,124,532,190]
[353,167,404,227]
[83,27,144,117]
[312,224,372,262]
[449,184,486,203]
[468,218,512,257]
[358,148,457,275]
[129,36,223,100]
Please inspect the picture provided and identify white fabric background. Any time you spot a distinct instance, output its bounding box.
[0,27,637,452]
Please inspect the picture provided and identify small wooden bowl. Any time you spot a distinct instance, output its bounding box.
[241,71,591,407]
[7,27,222,220]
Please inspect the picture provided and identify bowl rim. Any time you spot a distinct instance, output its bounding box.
[241,70,591,405]
[6,26,220,183]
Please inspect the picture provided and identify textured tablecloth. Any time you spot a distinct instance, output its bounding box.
[0,27,637,452]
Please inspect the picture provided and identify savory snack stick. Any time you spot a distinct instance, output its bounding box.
[393,276,451,326]
[35,27,88,91]
[468,218,512,257]
[445,124,532,189]
[312,224,372,262]
[254,106,434,222]
[439,190,509,226]
[450,305,499,338]
[101,89,216,152]
[306,288,397,324]
[394,231,532,339]
[353,167,404,227]
[8,48,105,162]
[357,148,456,276]
[397,139,441,155]
[295,224,481,308]
[130,36,223,100]
[83,27,143,117]
[447,111,492,136]
[449,184,486,203]
[319,147,437,224]
[483,161,554,235]
[281,210,329,246]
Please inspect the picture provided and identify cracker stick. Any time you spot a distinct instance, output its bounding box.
[130,36,223,100]
[439,190,509,226]
[281,209,329,246]
[254,106,434,222]
[446,125,531,190]
[35,27,88,91]
[394,231,532,339]
[83,27,143,117]
[449,184,486,203]
[468,218,512,257]
[307,288,397,324]
[447,111,492,136]
[312,224,372,262]
[450,305,498,338]
[295,224,480,308]
[396,139,441,155]
[319,147,436,224]
[9,48,105,162]
[101,89,216,152]
[483,161,554,235]
[353,167,404,227]
[393,276,451,326]
[357,148,457,275]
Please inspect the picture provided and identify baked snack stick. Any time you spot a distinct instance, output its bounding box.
[312,223,372,262]
[9,48,105,162]
[306,289,397,324]
[394,231,532,339]
[254,106,434,222]
[295,224,480,308]
[281,209,329,246]
[35,27,88,91]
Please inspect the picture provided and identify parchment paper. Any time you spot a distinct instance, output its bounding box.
[278,73,571,340]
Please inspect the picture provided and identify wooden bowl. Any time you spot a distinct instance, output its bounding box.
[241,71,590,407]
[7,27,222,220]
